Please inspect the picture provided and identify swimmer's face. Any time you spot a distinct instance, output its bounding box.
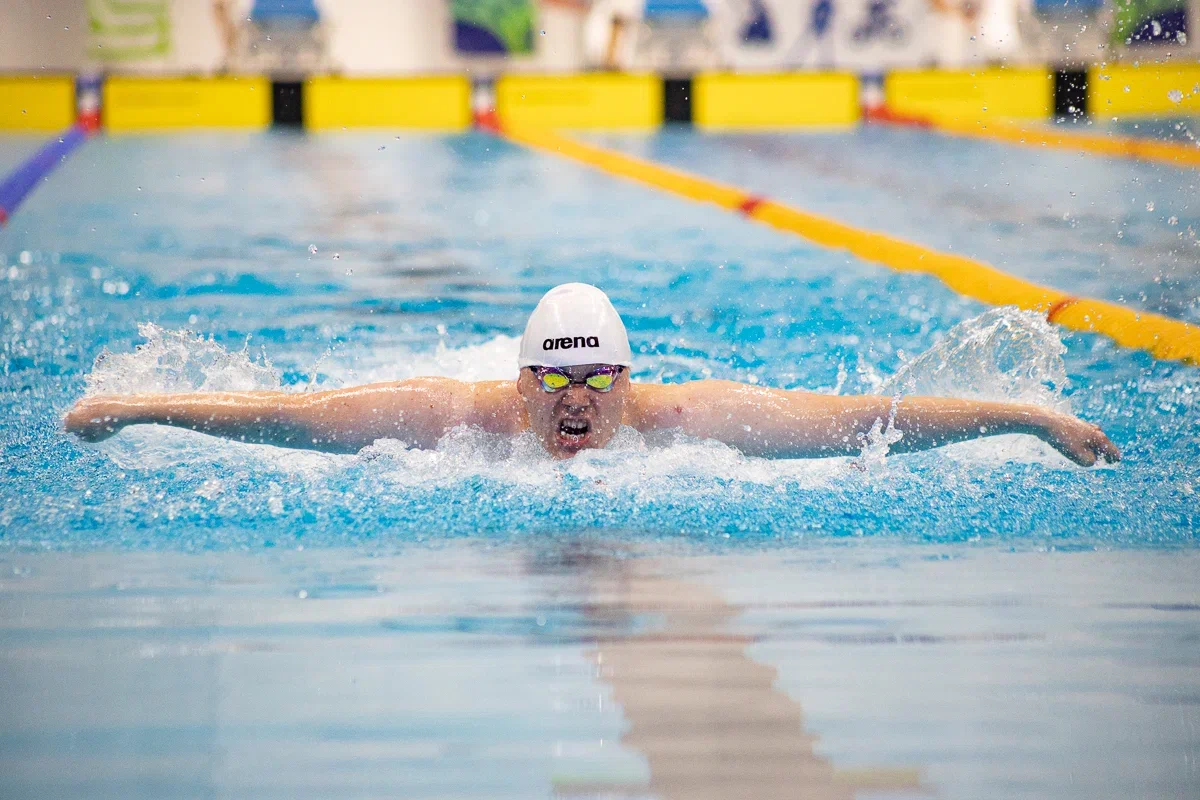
[517,364,630,459]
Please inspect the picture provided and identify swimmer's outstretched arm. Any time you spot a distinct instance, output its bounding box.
[64,379,525,453]
[632,380,1120,466]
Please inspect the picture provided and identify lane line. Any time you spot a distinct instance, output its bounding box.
[0,124,88,228]
[870,110,1200,169]
[491,122,1200,365]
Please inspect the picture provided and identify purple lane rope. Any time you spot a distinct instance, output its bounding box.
[0,125,88,227]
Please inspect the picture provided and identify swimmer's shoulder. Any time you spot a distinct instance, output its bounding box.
[470,380,527,433]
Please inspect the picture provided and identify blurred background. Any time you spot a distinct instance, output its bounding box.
[2,4,1199,800]
[0,0,1194,77]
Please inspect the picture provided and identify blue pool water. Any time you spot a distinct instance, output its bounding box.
[1,127,1198,799]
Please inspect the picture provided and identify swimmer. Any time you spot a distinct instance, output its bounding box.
[64,283,1120,466]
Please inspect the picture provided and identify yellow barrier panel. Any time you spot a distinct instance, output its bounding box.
[104,76,270,133]
[928,116,1200,169]
[0,76,75,131]
[693,72,860,129]
[1091,63,1200,116]
[885,68,1053,123]
[499,123,1200,365]
[496,73,662,130]
[305,76,471,130]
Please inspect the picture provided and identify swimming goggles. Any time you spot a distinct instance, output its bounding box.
[530,365,623,393]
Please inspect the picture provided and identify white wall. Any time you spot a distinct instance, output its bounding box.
[0,0,87,71]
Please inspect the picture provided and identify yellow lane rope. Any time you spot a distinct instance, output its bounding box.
[495,122,1200,365]
[927,116,1200,170]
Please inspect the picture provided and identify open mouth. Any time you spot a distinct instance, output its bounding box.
[557,417,591,446]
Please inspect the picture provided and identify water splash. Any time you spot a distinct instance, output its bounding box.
[881,307,1070,411]
[85,323,281,396]
[81,308,1079,483]
[338,335,521,385]
[854,410,904,472]
[880,307,1072,464]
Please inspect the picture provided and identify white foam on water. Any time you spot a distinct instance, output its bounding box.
[86,323,283,396]
[80,307,1079,483]
[326,335,522,385]
[85,323,341,474]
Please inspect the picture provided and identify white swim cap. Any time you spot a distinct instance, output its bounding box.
[518,283,633,368]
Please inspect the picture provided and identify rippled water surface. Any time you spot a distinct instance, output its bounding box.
[1,128,1198,798]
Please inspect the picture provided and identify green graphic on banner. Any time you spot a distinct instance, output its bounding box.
[87,0,171,61]
[452,0,536,55]
[1110,0,1189,46]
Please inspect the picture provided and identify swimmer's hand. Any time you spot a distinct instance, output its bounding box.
[64,396,127,443]
[1039,411,1121,467]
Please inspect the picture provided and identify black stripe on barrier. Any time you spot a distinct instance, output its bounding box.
[272,80,303,127]
[664,77,692,125]
[1053,68,1087,119]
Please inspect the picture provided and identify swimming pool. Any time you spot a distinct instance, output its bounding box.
[1,126,1198,798]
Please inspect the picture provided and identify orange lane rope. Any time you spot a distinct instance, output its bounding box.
[488,119,1200,365]
[869,108,1200,170]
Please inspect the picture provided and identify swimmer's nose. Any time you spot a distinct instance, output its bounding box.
[562,384,592,410]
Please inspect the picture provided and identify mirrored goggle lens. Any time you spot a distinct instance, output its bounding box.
[584,372,616,391]
[539,371,571,391]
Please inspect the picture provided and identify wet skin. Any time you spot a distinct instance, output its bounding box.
[516,364,629,459]
[65,370,1121,466]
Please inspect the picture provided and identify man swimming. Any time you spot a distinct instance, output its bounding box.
[65,283,1120,466]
